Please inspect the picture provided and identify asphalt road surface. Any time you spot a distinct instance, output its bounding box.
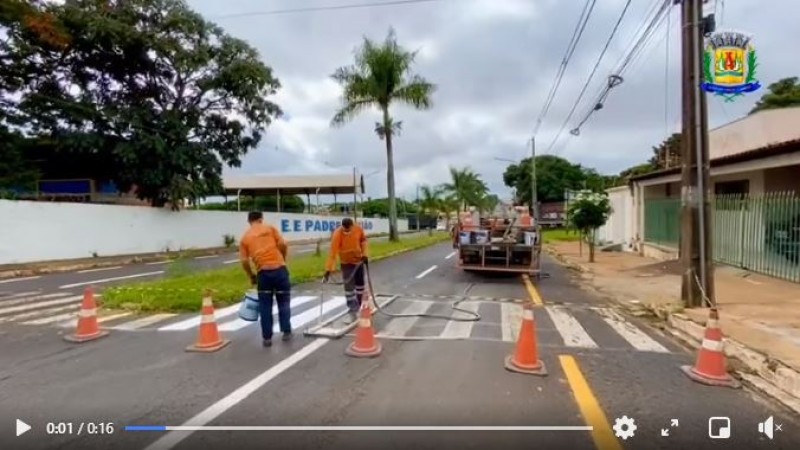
[1,242,798,450]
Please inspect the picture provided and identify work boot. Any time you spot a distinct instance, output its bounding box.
[343,311,358,324]
[282,332,293,342]
[262,339,272,347]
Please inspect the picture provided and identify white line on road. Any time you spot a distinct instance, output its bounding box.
[277,296,347,332]
[157,303,241,331]
[113,313,178,330]
[0,295,83,316]
[21,309,81,325]
[415,265,438,279]
[440,302,480,338]
[59,311,135,328]
[381,301,432,337]
[296,248,314,253]
[0,292,67,307]
[222,259,240,264]
[593,308,669,353]
[143,338,329,450]
[0,276,41,284]
[146,261,169,265]
[445,251,456,259]
[194,255,217,260]
[217,296,320,331]
[59,271,164,289]
[77,266,122,274]
[546,306,598,348]
[0,303,78,323]
[500,303,521,342]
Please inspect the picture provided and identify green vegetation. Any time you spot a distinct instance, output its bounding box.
[103,232,451,312]
[541,228,581,243]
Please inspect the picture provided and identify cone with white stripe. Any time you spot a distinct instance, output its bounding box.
[345,297,381,358]
[681,308,741,388]
[64,286,109,343]
[504,302,547,376]
[186,291,230,353]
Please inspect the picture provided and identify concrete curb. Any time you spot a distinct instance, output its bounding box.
[545,244,800,415]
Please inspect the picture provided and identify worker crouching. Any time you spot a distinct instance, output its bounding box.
[324,218,369,322]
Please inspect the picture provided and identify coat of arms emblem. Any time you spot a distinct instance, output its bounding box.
[702,31,761,102]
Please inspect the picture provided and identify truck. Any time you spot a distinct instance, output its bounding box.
[452,207,542,277]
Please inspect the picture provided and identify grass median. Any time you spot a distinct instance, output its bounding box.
[103,231,452,313]
[541,228,581,243]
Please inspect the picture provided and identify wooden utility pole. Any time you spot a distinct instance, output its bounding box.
[679,0,715,308]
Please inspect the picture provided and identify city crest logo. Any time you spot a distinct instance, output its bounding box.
[702,30,761,102]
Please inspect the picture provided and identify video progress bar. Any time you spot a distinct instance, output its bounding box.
[126,426,593,432]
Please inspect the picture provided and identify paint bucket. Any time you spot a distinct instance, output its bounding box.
[474,230,490,244]
[238,290,260,321]
[459,231,472,245]
[524,232,538,246]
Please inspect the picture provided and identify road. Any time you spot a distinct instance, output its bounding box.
[1,242,798,450]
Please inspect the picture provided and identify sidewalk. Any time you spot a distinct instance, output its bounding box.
[546,241,800,413]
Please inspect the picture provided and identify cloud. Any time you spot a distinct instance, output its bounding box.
[195,0,799,200]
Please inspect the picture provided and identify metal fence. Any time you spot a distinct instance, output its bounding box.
[644,192,800,282]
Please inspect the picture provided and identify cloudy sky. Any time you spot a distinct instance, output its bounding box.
[188,0,799,201]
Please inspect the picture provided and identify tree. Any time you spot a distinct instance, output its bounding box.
[418,184,442,216]
[750,77,800,114]
[330,28,435,242]
[566,190,612,263]
[503,155,587,205]
[441,166,488,211]
[2,0,282,208]
[648,133,682,169]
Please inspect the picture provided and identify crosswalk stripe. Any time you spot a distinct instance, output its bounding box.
[439,302,480,339]
[593,308,669,353]
[0,292,70,308]
[0,303,78,323]
[0,291,41,301]
[0,295,83,316]
[500,303,521,342]
[218,296,319,332]
[278,296,347,332]
[546,306,598,348]
[113,313,179,330]
[157,303,240,331]
[381,301,432,337]
[59,312,135,328]
[0,276,41,284]
[22,309,82,325]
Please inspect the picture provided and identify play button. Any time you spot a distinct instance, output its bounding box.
[16,419,31,437]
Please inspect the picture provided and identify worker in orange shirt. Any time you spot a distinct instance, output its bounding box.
[324,217,369,321]
[239,211,292,347]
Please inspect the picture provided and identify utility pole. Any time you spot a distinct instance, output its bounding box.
[415,184,420,230]
[679,0,714,308]
[530,137,538,222]
[352,166,358,221]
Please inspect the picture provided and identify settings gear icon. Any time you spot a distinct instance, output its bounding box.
[613,415,637,440]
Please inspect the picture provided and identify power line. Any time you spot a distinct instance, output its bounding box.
[211,0,448,20]
[532,0,597,137]
[545,0,633,155]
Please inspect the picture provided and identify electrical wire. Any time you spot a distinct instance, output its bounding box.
[211,0,448,20]
[532,0,597,137]
[545,0,633,155]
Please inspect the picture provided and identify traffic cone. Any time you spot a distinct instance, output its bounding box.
[186,291,230,353]
[64,286,109,343]
[680,308,741,388]
[345,299,381,358]
[504,303,547,376]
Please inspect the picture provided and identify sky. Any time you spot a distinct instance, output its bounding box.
[187,0,799,202]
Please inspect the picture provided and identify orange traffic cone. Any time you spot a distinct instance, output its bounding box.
[186,291,230,353]
[345,299,381,358]
[64,287,109,343]
[504,302,547,376]
[681,308,741,388]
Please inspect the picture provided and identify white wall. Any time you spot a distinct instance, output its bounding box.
[597,186,634,249]
[0,200,408,264]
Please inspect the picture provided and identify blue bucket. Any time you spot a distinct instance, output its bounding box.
[238,290,260,321]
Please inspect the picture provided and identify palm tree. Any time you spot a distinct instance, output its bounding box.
[437,192,460,229]
[442,166,488,211]
[419,185,442,216]
[330,28,436,241]
[477,193,500,216]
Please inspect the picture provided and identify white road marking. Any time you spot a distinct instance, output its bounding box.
[500,303,521,342]
[415,265,438,279]
[381,301,432,337]
[546,306,598,348]
[77,266,122,274]
[0,291,40,300]
[60,312,135,328]
[445,251,456,259]
[113,313,178,330]
[277,296,347,332]
[59,271,164,289]
[194,255,217,260]
[22,309,82,325]
[217,296,319,331]
[0,293,69,308]
[0,295,83,316]
[296,248,314,253]
[0,276,41,284]
[439,302,480,338]
[143,338,329,450]
[146,261,169,265]
[157,303,240,331]
[222,259,240,265]
[0,303,78,323]
[593,308,669,353]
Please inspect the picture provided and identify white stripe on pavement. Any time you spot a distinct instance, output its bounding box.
[146,261,169,265]
[77,266,122,274]
[60,312,135,328]
[143,338,329,450]
[380,301,432,337]
[194,255,217,260]
[59,271,164,289]
[445,251,456,259]
[439,302,480,338]
[0,292,69,308]
[0,276,41,284]
[277,296,347,332]
[222,259,240,265]
[500,303,521,342]
[0,303,78,323]
[593,308,669,353]
[113,313,179,330]
[546,306,598,348]
[0,295,83,316]
[415,265,438,279]
[157,303,240,331]
[218,296,319,332]
[0,291,40,300]
[21,309,81,325]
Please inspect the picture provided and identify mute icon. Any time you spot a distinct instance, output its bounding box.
[758,416,782,440]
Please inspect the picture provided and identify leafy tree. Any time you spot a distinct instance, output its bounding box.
[2,0,281,208]
[566,190,612,263]
[648,133,682,169]
[200,195,305,213]
[418,184,442,216]
[330,28,435,241]
[503,155,587,205]
[750,77,800,114]
[441,166,488,211]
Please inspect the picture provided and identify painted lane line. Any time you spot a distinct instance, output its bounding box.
[143,338,329,450]
[0,291,40,300]
[381,301,432,337]
[277,296,347,333]
[0,293,71,308]
[146,261,169,265]
[157,303,240,331]
[21,309,81,325]
[194,255,217,260]
[0,304,79,323]
[217,296,320,332]
[439,301,480,339]
[546,307,598,348]
[0,276,41,284]
[222,259,240,265]
[112,313,179,330]
[559,355,624,450]
[415,265,438,279]
[593,308,669,353]
[522,274,543,306]
[77,266,123,274]
[59,271,164,289]
[60,312,135,328]
[500,302,522,342]
[0,295,83,316]
[445,251,456,259]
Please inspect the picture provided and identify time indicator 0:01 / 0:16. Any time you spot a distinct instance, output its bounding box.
[46,422,115,435]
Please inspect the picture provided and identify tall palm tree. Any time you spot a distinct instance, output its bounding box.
[442,166,488,211]
[419,184,442,216]
[437,192,460,229]
[330,28,436,242]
